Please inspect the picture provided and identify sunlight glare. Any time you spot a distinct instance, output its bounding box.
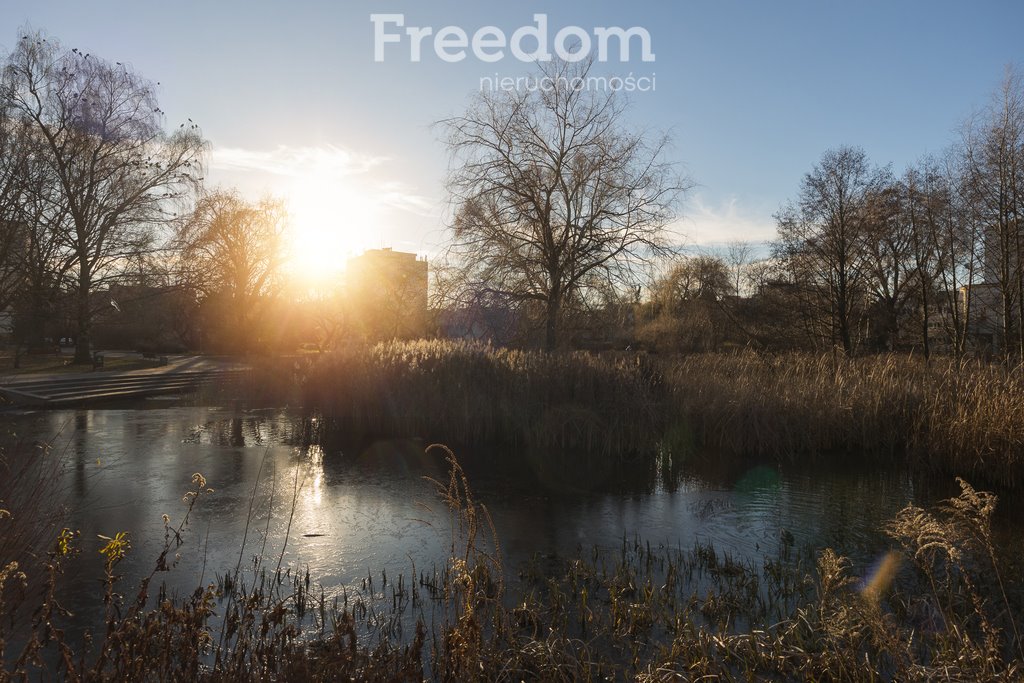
[287,171,378,280]
[305,444,325,508]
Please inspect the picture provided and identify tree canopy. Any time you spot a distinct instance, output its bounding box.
[442,59,688,349]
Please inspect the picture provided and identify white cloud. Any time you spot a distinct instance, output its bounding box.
[207,144,437,218]
[375,181,439,217]
[680,194,777,247]
[210,144,385,177]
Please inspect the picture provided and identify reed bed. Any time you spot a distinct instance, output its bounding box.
[294,340,660,456]
[663,353,923,460]
[1,447,1021,681]
[664,352,1024,488]
[279,342,1024,488]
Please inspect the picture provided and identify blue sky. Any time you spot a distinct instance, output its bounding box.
[3,1,1023,263]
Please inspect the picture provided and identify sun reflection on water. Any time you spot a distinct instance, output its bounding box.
[306,444,324,507]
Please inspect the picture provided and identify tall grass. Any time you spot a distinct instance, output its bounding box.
[0,433,70,645]
[280,342,1024,488]
[0,438,66,570]
[295,340,659,456]
[664,352,1024,488]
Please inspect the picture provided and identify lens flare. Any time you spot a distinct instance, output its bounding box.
[861,551,901,602]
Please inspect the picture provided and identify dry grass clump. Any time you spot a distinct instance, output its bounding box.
[640,478,1022,681]
[917,361,1024,487]
[296,340,659,456]
[0,435,69,646]
[0,437,67,576]
[663,352,922,459]
[664,352,1024,488]
[276,344,1024,487]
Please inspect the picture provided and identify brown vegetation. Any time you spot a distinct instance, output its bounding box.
[279,341,1024,489]
[665,352,1024,488]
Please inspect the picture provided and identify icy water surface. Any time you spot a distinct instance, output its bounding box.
[3,405,1016,642]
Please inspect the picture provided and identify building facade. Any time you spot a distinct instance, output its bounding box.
[346,248,429,340]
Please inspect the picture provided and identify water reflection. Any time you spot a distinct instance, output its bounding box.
[307,444,324,507]
[74,411,88,496]
[0,405,1012,644]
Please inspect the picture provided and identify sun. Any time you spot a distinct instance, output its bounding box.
[286,173,378,281]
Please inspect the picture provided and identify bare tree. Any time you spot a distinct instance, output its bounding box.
[960,67,1024,356]
[346,250,429,341]
[723,240,754,297]
[309,288,347,351]
[0,85,76,356]
[1,32,205,362]
[902,164,939,358]
[176,190,286,351]
[893,157,970,359]
[9,140,75,351]
[774,146,885,355]
[636,255,731,352]
[0,102,29,312]
[898,149,985,358]
[656,254,731,304]
[442,59,688,350]
[860,173,918,351]
[741,256,777,296]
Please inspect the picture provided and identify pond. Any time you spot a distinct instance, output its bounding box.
[2,404,1020,644]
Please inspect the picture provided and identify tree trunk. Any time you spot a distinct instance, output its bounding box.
[1002,289,1013,357]
[921,287,931,360]
[1016,227,1024,359]
[544,295,561,351]
[837,301,853,355]
[73,266,92,364]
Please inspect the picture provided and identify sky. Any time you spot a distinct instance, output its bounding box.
[2,1,1023,268]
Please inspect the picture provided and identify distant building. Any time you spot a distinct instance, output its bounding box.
[982,228,1023,289]
[346,248,429,340]
[960,283,1003,352]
